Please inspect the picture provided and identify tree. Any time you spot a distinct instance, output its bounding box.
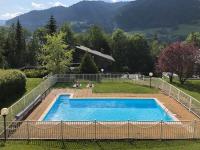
[157,42,198,84]
[46,15,57,35]
[40,32,73,74]
[60,23,75,47]
[4,24,16,68]
[26,35,40,66]
[34,27,48,45]
[186,32,200,47]
[0,27,7,68]
[79,53,98,74]
[88,25,111,55]
[15,19,26,67]
[127,34,153,73]
[111,29,128,72]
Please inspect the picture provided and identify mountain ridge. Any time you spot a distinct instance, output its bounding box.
[6,0,200,34]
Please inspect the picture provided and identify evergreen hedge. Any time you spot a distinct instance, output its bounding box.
[0,69,26,101]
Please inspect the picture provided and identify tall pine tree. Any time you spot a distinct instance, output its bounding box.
[46,15,57,35]
[15,19,26,68]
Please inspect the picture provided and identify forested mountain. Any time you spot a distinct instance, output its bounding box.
[115,0,200,30]
[6,0,200,38]
[6,1,127,32]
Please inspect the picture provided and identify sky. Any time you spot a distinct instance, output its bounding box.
[0,0,132,20]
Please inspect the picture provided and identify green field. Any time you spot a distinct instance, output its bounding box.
[171,80,200,101]
[93,81,159,93]
[1,140,200,150]
[0,78,43,108]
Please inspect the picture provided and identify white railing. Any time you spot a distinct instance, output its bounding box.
[149,78,200,118]
[1,120,200,140]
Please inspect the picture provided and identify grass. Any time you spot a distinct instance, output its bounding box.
[93,81,159,93]
[0,78,43,108]
[53,82,88,89]
[1,140,200,150]
[170,80,200,101]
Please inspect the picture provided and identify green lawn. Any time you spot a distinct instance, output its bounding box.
[53,82,88,89]
[171,80,200,101]
[0,78,43,108]
[93,81,159,93]
[1,140,200,150]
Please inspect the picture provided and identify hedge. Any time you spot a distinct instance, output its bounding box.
[0,69,26,101]
[23,69,49,78]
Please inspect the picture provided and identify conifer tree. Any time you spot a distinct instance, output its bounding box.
[46,15,57,35]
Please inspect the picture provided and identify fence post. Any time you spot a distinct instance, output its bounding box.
[128,120,130,139]
[94,120,97,140]
[193,120,197,139]
[60,121,64,141]
[160,120,163,140]
[26,121,30,141]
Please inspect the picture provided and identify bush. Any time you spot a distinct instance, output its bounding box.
[0,69,26,101]
[23,69,49,78]
[79,53,98,74]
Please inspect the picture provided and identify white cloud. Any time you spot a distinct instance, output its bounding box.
[31,2,45,9]
[1,12,23,19]
[49,1,67,7]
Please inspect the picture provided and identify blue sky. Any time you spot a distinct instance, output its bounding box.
[0,0,132,20]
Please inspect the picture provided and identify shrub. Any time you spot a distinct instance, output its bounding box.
[23,69,49,78]
[0,69,26,101]
[79,53,98,74]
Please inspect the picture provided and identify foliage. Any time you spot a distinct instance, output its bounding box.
[186,32,200,47]
[111,29,129,72]
[88,25,111,55]
[40,32,73,74]
[0,78,43,108]
[46,15,57,35]
[0,69,26,103]
[79,53,98,74]
[127,34,153,73]
[157,42,199,84]
[23,69,49,78]
[60,23,75,47]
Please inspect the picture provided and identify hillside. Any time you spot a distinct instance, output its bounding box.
[6,0,200,41]
[6,1,127,32]
[115,0,200,30]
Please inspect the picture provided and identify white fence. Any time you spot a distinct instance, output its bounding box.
[1,120,200,140]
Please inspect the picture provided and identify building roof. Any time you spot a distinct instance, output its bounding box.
[76,45,115,62]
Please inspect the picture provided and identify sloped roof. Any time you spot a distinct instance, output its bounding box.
[76,45,115,62]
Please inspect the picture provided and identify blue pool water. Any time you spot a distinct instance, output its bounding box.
[43,95,174,121]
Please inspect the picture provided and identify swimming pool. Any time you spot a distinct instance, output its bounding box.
[42,95,176,121]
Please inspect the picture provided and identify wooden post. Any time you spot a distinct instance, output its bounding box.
[193,120,197,139]
[128,120,130,139]
[160,120,163,140]
[27,121,30,141]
